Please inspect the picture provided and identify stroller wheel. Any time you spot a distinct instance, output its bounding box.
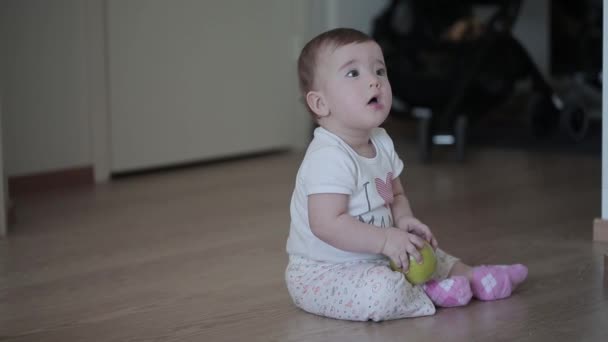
[560,104,589,143]
[526,93,560,139]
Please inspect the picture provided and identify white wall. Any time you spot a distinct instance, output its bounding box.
[84,0,111,182]
[0,0,317,178]
[326,0,390,34]
[107,0,306,173]
[1,0,92,177]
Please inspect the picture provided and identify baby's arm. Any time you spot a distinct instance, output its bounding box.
[309,193,427,271]
[391,177,438,248]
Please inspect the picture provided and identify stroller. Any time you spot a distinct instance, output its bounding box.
[372,0,589,161]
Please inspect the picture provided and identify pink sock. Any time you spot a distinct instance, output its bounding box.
[470,264,528,301]
[423,276,472,307]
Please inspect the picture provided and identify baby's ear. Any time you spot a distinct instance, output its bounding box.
[305,91,330,117]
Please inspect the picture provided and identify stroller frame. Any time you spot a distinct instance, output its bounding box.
[373,0,589,161]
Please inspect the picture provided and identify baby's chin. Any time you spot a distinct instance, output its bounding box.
[367,109,391,127]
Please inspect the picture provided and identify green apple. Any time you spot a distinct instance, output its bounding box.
[389,242,437,285]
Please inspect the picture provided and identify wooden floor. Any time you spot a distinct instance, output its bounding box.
[1,132,607,341]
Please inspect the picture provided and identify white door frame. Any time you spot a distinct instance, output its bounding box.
[603,0,607,219]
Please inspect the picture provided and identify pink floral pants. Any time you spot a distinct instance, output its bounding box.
[285,249,458,321]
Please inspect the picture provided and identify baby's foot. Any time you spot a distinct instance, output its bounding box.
[423,276,472,307]
[470,264,528,301]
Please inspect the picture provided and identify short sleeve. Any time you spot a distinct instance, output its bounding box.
[301,146,357,195]
[374,128,404,178]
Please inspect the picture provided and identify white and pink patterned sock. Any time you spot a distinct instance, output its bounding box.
[470,264,528,301]
[423,276,472,307]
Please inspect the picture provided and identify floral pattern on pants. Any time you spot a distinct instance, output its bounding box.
[285,249,458,321]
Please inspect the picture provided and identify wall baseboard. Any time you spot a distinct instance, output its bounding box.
[593,218,608,242]
[8,166,94,197]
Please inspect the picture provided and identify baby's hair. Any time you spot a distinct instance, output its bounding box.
[297,28,374,118]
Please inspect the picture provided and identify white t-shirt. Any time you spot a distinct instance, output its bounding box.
[286,127,405,263]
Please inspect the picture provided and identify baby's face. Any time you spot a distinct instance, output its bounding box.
[315,41,392,132]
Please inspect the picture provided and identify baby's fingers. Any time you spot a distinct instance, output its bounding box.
[415,222,432,240]
[408,233,426,250]
[430,236,439,249]
[399,253,410,273]
[406,244,422,264]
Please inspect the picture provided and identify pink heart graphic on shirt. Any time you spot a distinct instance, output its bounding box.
[375,172,394,206]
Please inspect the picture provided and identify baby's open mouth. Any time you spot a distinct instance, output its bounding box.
[367,97,379,105]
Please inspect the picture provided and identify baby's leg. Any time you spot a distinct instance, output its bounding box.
[432,248,460,280]
[422,249,473,307]
[469,264,528,301]
[447,259,528,301]
[285,256,435,322]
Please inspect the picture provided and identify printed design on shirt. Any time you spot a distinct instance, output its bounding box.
[362,182,372,212]
[358,214,393,228]
[357,174,394,228]
[374,172,394,207]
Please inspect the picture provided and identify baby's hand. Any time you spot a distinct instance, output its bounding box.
[381,228,427,273]
[396,216,438,249]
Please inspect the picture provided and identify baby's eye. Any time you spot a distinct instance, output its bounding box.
[376,68,387,76]
[346,69,359,77]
